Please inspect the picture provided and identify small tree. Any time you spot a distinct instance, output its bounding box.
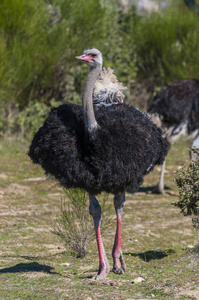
[52,188,113,258]
[175,148,199,229]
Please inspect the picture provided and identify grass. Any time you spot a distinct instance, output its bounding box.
[0,137,198,300]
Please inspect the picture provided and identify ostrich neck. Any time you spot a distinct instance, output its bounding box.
[83,64,101,131]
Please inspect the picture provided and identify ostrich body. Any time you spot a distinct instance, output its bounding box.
[148,78,199,194]
[29,48,168,279]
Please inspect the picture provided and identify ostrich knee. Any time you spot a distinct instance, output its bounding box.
[114,192,126,210]
[112,192,126,274]
[152,159,166,194]
[89,195,102,223]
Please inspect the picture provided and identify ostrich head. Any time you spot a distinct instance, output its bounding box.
[76,48,103,68]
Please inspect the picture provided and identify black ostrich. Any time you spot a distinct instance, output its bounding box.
[28,48,168,280]
[148,79,199,194]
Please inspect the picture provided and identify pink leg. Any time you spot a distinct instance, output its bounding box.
[89,194,110,280]
[112,192,126,274]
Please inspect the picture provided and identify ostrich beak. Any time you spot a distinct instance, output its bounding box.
[75,54,93,62]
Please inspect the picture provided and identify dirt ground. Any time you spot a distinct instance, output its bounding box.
[0,138,198,299]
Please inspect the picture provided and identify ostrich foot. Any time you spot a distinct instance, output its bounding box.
[92,261,110,280]
[152,183,165,194]
[112,250,126,275]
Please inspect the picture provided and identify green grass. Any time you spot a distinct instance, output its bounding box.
[0,137,198,299]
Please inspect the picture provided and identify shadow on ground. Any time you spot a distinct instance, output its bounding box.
[127,185,172,194]
[127,185,179,197]
[124,249,175,262]
[0,262,58,274]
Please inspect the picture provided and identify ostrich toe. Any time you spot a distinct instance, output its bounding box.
[92,261,110,280]
[112,250,126,274]
[152,183,165,194]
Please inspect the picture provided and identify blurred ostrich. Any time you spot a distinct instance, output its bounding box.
[148,79,199,194]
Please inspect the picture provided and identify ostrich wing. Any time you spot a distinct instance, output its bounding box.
[93,67,127,105]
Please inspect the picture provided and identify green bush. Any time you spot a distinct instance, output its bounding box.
[0,0,50,108]
[0,0,111,106]
[2,1,199,135]
[0,0,115,134]
[175,148,199,229]
[132,4,199,86]
[16,99,63,138]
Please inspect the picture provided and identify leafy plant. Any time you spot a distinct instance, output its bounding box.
[16,99,63,138]
[174,148,199,229]
[52,188,113,258]
[0,0,111,134]
[132,3,199,86]
[3,1,199,135]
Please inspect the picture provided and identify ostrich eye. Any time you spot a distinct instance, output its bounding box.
[91,53,97,57]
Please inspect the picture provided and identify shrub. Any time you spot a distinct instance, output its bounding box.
[0,0,112,125]
[132,3,199,87]
[0,0,116,136]
[52,189,113,258]
[16,99,63,138]
[174,148,199,229]
[4,1,199,135]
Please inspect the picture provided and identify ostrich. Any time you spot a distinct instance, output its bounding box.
[28,48,168,280]
[148,79,199,194]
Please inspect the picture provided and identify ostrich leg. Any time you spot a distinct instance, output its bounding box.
[112,192,127,274]
[190,133,199,161]
[89,194,110,280]
[152,159,166,194]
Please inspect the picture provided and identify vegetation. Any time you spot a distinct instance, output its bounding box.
[52,189,113,258]
[0,0,112,135]
[0,138,198,299]
[175,148,199,229]
[1,0,199,136]
[132,5,199,86]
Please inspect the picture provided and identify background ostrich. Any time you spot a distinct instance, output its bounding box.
[28,48,168,280]
[148,78,199,194]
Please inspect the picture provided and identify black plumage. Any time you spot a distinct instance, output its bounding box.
[148,79,199,135]
[148,78,199,194]
[29,103,167,195]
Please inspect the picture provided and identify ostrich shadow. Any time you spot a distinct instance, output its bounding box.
[124,249,175,262]
[126,185,171,194]
[0,261,58,275]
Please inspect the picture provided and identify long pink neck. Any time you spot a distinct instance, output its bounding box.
[82,64,101,131]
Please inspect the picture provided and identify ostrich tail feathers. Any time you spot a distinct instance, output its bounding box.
[148,113,163,128]
[93,67,127,105]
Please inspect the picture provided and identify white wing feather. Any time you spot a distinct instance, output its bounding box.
[93,67,127,105]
